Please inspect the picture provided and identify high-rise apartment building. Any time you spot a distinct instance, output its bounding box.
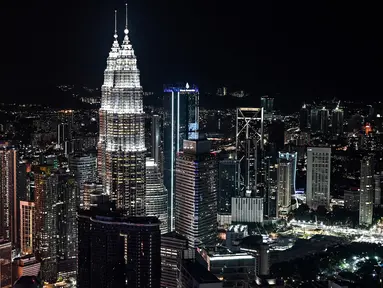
[34,166,79,281]
[78,206,161,288]
[20,201,35,255]
[306,147,331,210]
[359,156,374,226]
[0,142,17,248]
[164,83,199,230]
[98,8,146,215]
[145,158,168,234]
[175,139,217,249]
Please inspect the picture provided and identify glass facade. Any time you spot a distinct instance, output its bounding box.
[163,84,199,231]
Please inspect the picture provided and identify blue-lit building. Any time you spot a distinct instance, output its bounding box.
[278,151,297,194]
[163,83,199,231]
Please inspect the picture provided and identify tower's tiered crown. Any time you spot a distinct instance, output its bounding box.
[98,6,146,215]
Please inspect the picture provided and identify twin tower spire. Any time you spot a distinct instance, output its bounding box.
[114,4,129,39]
[110,3,132,58]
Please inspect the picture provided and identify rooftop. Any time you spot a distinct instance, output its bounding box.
[183,260,221,284]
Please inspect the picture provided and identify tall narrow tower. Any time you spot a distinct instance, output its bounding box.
[98,7,146,215]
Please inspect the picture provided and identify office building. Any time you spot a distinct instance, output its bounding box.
[78,206,161,288]
[20,201,35,255]
[164,83,199,230]
[175,139,217,248]
[0,142,17,247]
[299,104,309,131]
[231,197,264,224]
[161,231,188,288]
[344,189,360,211]
[276,157,294,217]
[260,95,274,113]
[306,147,331,210]
[98,7,146,215]
[359,156,374,226]
[0,240,12,287]
[145,158,168,234]
[332,104,344,135]
[69,154,96,208]
[218,160,239,216]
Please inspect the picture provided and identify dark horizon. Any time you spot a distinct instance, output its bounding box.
[6,0,382,102]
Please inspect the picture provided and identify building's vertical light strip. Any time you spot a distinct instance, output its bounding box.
[170,91,175,231]
[177,92,180,153]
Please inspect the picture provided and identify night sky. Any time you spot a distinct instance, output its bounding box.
[8,0,381,102]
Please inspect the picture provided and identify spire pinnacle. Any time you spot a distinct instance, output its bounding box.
[124,3,129,35]
[114,10,118,38]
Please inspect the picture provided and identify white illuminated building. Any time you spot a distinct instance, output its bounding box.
[306,147,331,210]
[145,158,168,234]
[98,7,146,215]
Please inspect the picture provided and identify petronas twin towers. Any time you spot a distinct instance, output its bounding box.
[98,6,146,215]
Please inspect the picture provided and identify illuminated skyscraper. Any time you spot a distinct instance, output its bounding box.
[175,140,217,248]
[20,201,35,255]
[69,154,97,208]
[98,7,146,215]
[306,147,331,210]
[145,158,168,234]
[359,156,374,226]
[277,157,294,217]
[0,142,17,247]
[33,166,58,282]
[34,166,79,281]
[163,83,199,230]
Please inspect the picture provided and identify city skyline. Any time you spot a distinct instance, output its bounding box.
[1,1,383,287]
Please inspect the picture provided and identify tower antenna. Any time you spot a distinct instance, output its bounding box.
[125,3,128,29]
[124,3,129,34]
[114,10,118,37]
